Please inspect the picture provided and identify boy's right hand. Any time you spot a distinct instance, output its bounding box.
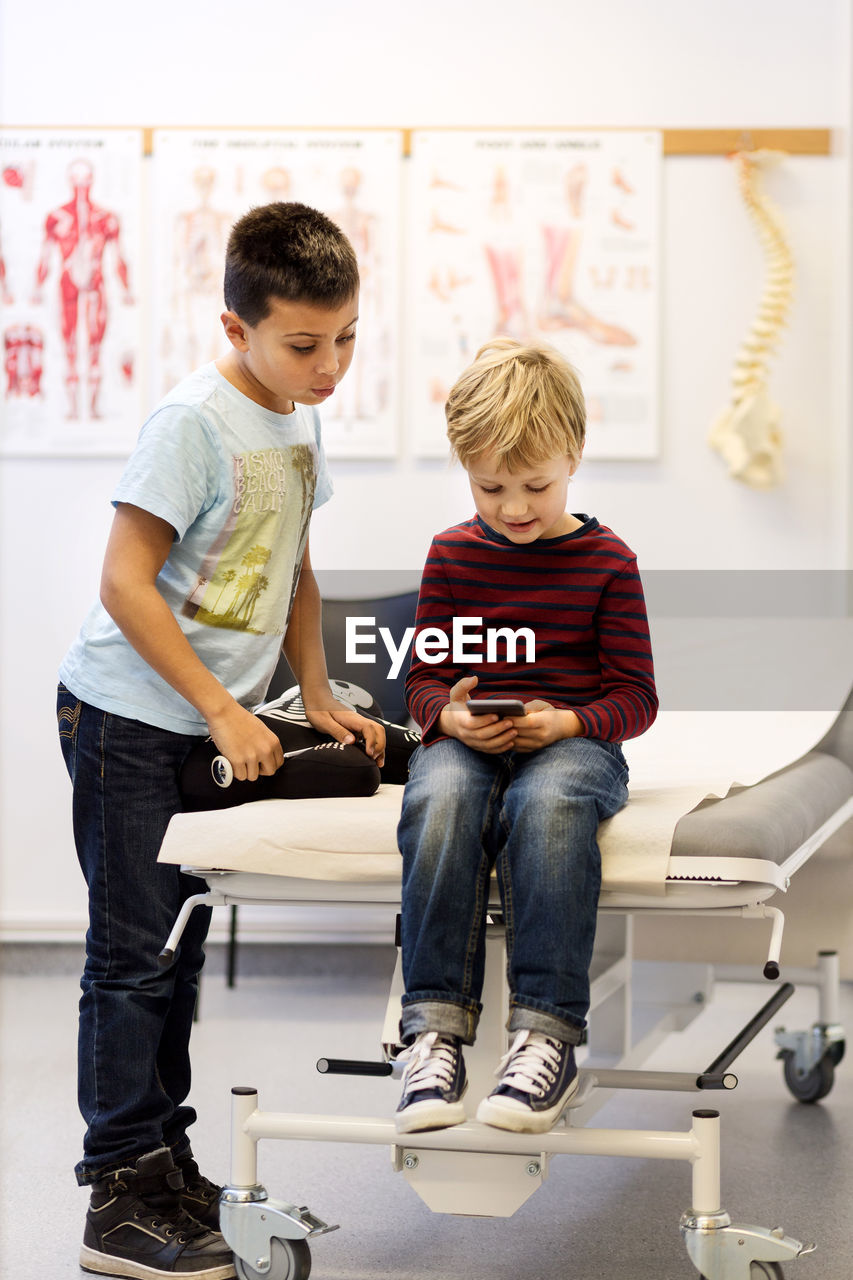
[438,676,521,754]
[206,703,285,782]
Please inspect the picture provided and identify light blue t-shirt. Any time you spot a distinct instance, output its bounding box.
[60,363,333,733]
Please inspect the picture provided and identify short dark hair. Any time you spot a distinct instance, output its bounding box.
[223,201,360,326]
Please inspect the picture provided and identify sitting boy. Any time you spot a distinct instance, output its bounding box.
[395,337,658,1135]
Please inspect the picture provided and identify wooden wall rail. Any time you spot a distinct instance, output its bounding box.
[0,125,834,158]
[661,128,832,156]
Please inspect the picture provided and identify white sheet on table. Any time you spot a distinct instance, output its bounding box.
[157,710,840,895]
[159,781,721,896]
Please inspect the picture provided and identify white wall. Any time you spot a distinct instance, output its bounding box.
[1,0,850,937]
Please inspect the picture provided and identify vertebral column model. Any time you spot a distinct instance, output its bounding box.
[31,158,134,419]
[708,150,794,488]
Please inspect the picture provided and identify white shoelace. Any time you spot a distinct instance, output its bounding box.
[494,1030,563,1098]
[400,1031,459,1094]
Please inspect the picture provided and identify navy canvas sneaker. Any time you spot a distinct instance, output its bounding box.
[395,1031,468,1133]
[476,1029,579,1133]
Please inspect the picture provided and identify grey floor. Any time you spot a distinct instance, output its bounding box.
[1,943,851,1280]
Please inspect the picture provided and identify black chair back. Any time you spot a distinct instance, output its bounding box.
[267,591,419,725]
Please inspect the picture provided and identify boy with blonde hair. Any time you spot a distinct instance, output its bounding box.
[396,337,657,1135]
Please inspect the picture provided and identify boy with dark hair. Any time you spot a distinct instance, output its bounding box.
[57,201,382,1279]
[395,337,657,1136]
[223,200,360,321]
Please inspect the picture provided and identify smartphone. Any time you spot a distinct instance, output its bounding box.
[466,698,526,717]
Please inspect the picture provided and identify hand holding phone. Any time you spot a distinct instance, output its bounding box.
[466,698,526,717]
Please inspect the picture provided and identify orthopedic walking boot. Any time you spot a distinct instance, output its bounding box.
[80,1147,235,1279]
[476,1029,579,1133]
[395,1030,467,1133]
[174,1151,222,1231]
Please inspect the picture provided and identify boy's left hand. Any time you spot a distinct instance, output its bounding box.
[304,700,386,768]
[512,700,583,752]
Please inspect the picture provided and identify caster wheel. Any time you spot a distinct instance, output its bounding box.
[781,1049,835,1103]
[233,1236,311,1280]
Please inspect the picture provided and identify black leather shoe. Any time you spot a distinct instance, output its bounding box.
[175,1152,222,1231]
[80,1147,234,1278]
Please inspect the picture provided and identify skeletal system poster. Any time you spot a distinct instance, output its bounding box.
[407,130,661,459]
[150,130,402,458]
[0,129,143,455]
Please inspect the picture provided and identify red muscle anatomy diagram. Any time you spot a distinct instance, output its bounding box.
[31,158,134,419]
[0,227,12,305]
[4,324,44,398]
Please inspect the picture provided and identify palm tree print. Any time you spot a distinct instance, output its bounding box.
[222,545,272,624]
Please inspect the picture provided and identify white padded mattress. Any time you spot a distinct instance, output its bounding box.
[157,709,851,897]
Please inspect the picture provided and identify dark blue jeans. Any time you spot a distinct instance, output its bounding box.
[398,736,629,1046]
[57,685,211,1184]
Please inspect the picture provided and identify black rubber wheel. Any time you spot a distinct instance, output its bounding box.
[780,1049,835,1103]
[233,1236,311,1280]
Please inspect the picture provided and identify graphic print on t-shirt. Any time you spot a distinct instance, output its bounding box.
[182,444,316,634]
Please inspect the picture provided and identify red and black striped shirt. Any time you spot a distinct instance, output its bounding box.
[405,514,658,745]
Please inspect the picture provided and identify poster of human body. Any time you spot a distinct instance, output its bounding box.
[0,129,143,455]
[151,130,402,458]
[407,130,661,459]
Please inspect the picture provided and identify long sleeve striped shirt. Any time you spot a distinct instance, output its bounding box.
[405,513,658,745]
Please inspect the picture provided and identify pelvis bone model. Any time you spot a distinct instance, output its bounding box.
[708,150,794,489]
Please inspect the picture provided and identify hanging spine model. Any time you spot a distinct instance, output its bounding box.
[708,149,794,488]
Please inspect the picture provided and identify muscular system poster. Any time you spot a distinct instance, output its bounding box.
[0,129,143,456]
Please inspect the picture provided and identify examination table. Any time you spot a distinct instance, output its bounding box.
[158,690,853,1280]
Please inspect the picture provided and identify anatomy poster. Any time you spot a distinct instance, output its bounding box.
[0,129,143,456]
[150,130,402,458]
[407,130,661,459]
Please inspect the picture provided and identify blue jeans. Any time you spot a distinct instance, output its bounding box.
[397,736,629,1046]
[57,685,210,1184]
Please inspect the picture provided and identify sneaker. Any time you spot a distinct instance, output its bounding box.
[80,1147,235,1279]
[175,1152,222,1231]
[476,1029,579,1133]
[395,1031,467,1133]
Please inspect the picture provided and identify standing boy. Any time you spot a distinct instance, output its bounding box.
[396,337,657,1135]
[57,202,383,1279]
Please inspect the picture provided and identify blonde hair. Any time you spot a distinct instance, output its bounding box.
[445,337,586,470]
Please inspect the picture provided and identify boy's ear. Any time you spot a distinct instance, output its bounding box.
[221,310,250,351]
